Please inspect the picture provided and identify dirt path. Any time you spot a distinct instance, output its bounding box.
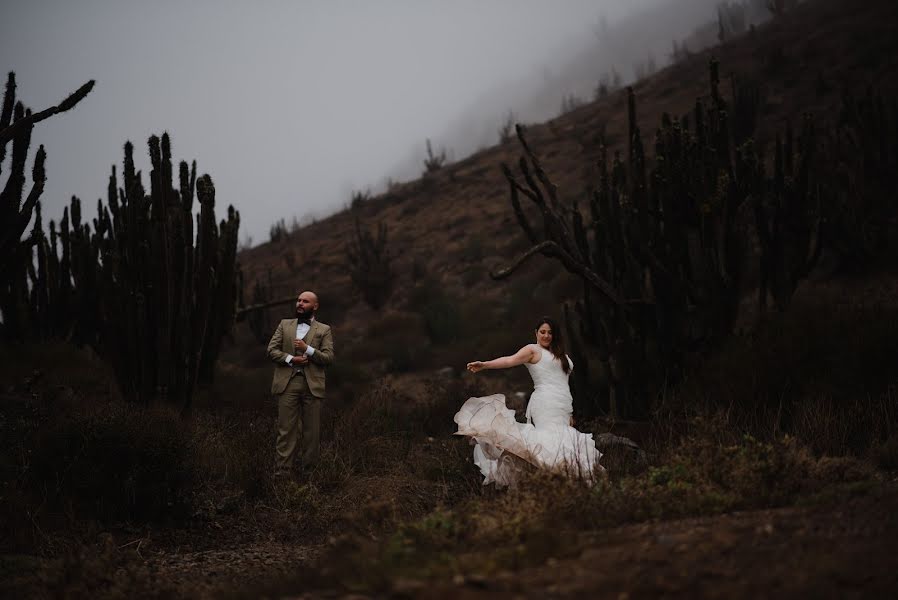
[404,484,898,599]
[144,541,324,598]
[10,483,895,598]
[141,483,898,598]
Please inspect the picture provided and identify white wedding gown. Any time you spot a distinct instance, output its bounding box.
[454,346,604,486]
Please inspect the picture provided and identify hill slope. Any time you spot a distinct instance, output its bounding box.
[230,0,898,383]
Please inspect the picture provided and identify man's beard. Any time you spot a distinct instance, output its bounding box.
[296,308,315,323]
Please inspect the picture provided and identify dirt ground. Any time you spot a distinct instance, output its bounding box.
[131,479,897,599]
[415,482,898,600]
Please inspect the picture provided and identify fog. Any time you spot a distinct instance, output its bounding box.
[2,0,732,246]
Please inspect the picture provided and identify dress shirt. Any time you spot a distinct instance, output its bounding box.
[284,319,316,367]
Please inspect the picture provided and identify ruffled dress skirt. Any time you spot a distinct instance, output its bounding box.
[454,393,604,487]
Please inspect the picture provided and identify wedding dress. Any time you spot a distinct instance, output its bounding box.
[454,346,604,486]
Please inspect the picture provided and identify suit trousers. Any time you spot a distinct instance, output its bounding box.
[275,372,321,472]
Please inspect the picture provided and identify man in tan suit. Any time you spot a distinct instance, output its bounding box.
[267,290,335,476]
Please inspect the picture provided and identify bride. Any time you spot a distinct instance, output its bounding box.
[454,317,604,486]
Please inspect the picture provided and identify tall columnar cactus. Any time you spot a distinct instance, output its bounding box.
[752,116,823,312]
[346,214,393,310]
[246,274,274,345]
[0,72,94,340]
[829,86,898,262]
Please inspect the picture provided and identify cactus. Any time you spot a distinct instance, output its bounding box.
[498,110,516,144]
[828,86,898,263]
[346,214,393,310]
[492,57,896,417]
[752,116,823,312]
[9,129,241,411]
[246,273,275,345]
[0,72,93,340]
[423,138,446,173]
[492,60,768,418]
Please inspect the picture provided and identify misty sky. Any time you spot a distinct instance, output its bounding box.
[3,0,671,245]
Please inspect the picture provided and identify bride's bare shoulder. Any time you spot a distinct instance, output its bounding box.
[524,344,542,364]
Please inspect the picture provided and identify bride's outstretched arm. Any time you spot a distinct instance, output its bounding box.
[467,345,536,373]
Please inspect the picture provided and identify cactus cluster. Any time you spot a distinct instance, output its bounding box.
[85,136,241,410]
[1,74,240,411]
[494,58,895,418]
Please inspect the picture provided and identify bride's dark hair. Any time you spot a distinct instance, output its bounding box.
[535,316,570,374]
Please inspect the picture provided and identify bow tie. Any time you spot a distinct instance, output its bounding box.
[297,315,312,325]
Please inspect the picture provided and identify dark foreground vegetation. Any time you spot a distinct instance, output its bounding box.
[2,275,897,597]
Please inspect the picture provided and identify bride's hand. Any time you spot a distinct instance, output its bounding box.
[466,361,485,373]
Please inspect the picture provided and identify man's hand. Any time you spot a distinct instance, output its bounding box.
[293,339,308,353]
[291,355,309,366]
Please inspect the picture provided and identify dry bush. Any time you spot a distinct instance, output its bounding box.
[407,278,464,345]
[874,433,898,470]
[666,298,898,457]
[363,311,432,372]
[329,383,415,474]
[24,403,193,523]
[366,311,427,340]
[192,363,272,414]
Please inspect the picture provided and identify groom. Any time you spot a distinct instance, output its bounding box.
[267,290,335,476]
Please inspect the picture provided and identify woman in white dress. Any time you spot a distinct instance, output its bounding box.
[454,317,604,487]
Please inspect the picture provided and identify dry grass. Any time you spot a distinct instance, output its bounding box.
[311,415,878,594]
[3,280,896,597]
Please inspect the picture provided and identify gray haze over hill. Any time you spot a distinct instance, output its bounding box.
[2,0,745,246]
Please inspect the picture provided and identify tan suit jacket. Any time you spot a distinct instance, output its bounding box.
[267,318,334,397]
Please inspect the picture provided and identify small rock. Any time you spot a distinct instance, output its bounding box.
[595,433,647,463]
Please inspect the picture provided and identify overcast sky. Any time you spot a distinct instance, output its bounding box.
[3,0,679,245]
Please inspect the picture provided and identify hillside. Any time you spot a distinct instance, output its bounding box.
[231,0,898,388]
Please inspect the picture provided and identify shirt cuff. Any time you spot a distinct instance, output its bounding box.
[304,346,315,357]
[285,354,294,365]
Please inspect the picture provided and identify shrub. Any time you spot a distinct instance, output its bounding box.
[670,300,898,456]
[386,343,430,373]
[28,403,193,523]
[270,217,288,243]
[498,110,516,144]
[350,189,371,211]
[327,358,371,392]
[559,93,585,115]
[874,433,898,470]
[408,279,462,345]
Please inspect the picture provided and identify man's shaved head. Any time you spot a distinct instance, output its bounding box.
[296,290,319,319]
